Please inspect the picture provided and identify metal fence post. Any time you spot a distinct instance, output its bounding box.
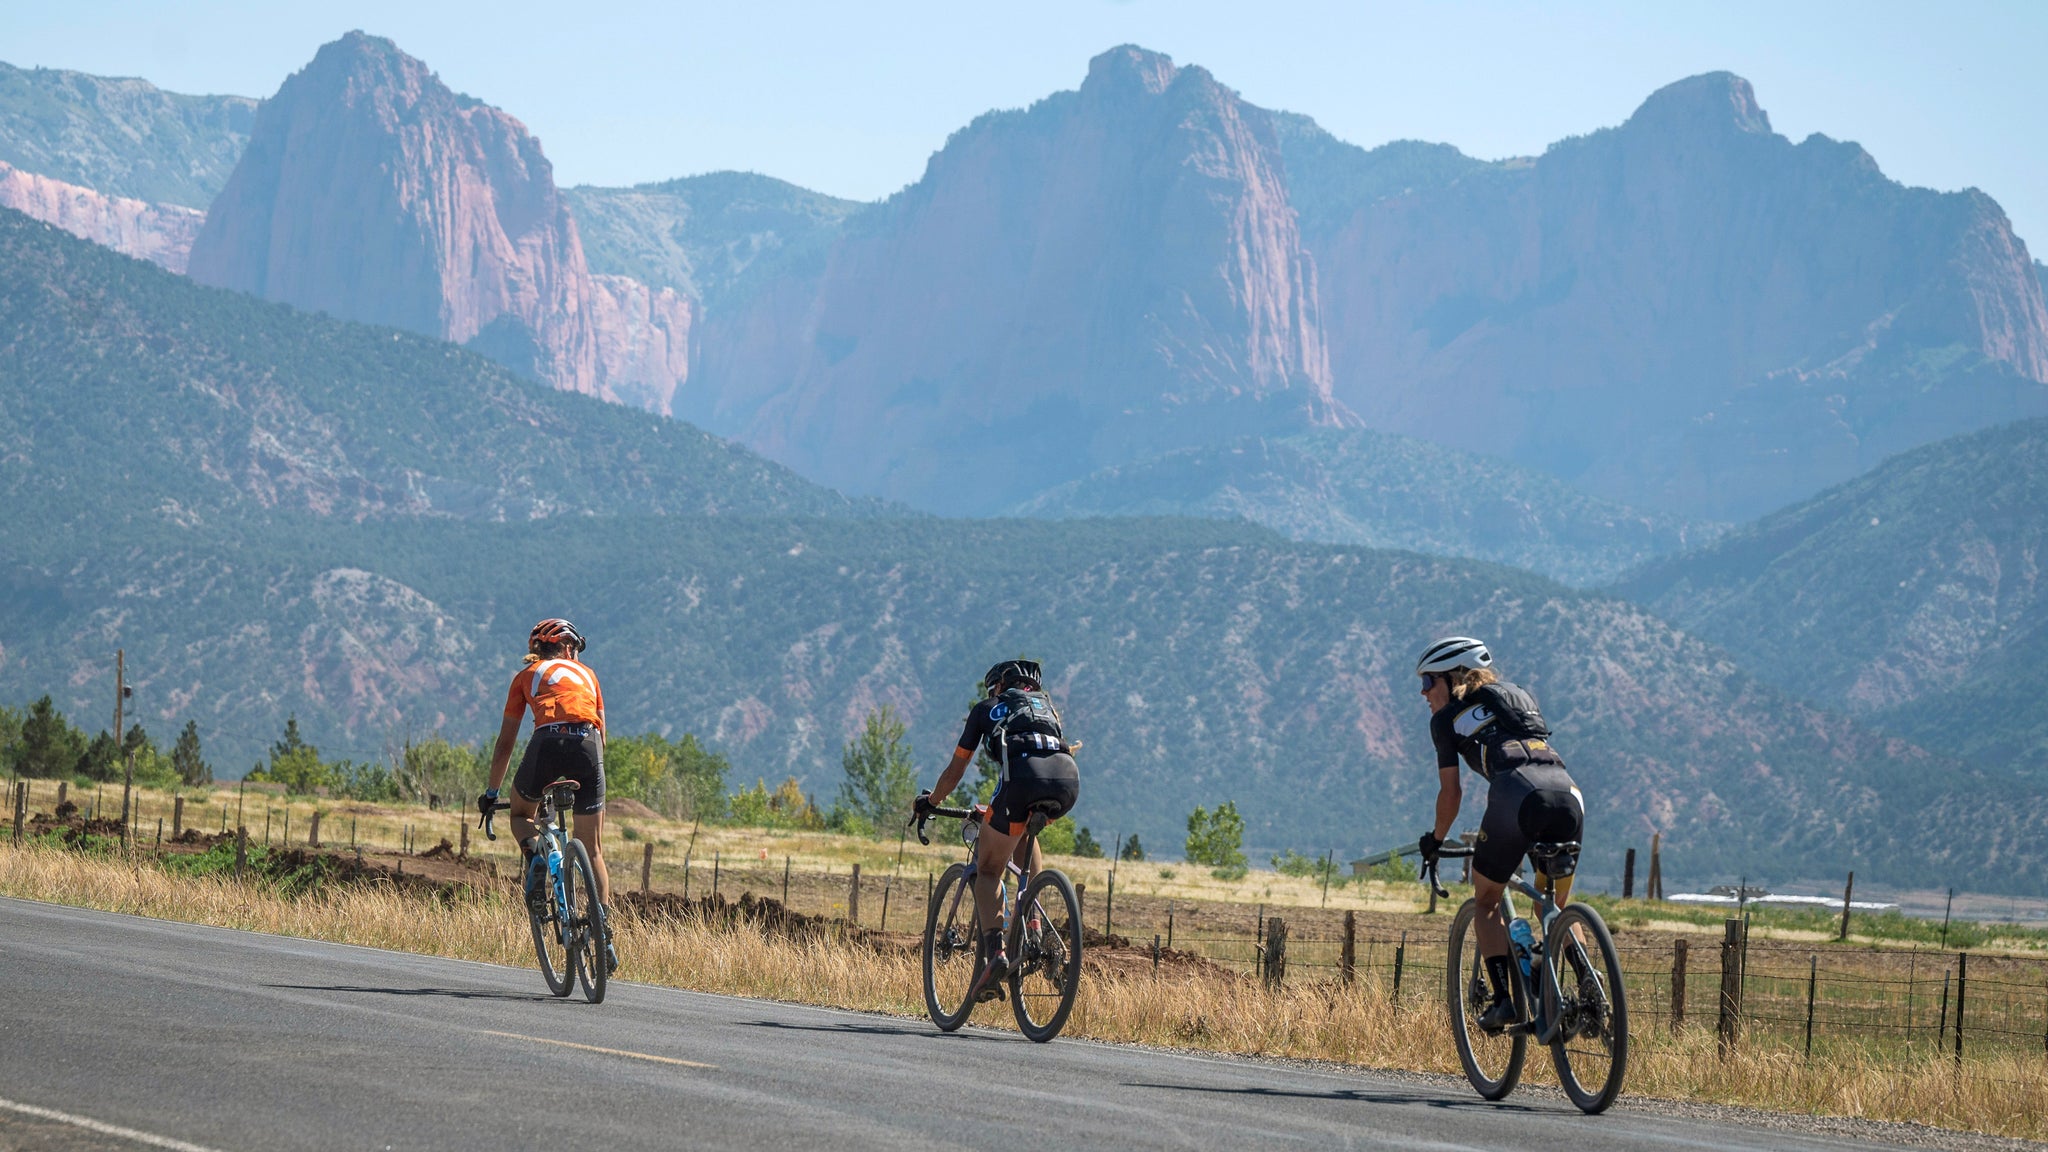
[1954,952,1968,1066]
[783,856,791,906]
[1105,868,1115,938]
[1671,938,1689,1030]
[1804,953,1818,1057]
[1392,930,1407,1000]
[1166,902,1175,950]
[1717,918,1742,1057]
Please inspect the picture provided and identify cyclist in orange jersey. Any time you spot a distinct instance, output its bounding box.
[479,618,616,971]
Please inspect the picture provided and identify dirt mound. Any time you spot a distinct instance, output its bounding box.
[607,798,661,819]
[418,837,457,859]
[618,889,887,949]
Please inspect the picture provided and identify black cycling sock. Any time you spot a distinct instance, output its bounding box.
[1485,955,1516,1002]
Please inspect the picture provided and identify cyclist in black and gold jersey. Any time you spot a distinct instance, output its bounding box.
[914,659,1080,1003]
[1415,636,1585,1033]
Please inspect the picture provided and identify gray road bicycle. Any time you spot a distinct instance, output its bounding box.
[483,780,609,1004]
[913,802,1082,1042]
[1426,841,1628,1113]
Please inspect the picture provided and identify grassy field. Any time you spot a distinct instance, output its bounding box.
[2,824,2045,1141]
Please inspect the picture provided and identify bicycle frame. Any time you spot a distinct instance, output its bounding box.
[917,805,1031,934]
[483,783,579,943]
[1428,848,1590,1047]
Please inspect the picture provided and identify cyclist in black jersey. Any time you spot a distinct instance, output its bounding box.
[1415,636,1585,1033]
[914,659,1079,1003]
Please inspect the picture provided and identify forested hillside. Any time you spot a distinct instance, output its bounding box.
[0,207,871,525]
[1615,418,2048,778]
[1018,427,1722,586]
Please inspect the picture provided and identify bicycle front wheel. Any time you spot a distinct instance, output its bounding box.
[1009,868,1082,1043]
[568,838,607,1005]
[1542,902,1627,1113]
[922,863,979,1031]
[527,851,574,997]
[1446,898,1526,1099]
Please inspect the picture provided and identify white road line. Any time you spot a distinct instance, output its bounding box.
[0,1096,228,1152]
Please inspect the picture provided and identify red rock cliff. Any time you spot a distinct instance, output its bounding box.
[691,45,1348,513]
[0,160,202,272]
[186,32,686,412]
[1308,73,2048,520]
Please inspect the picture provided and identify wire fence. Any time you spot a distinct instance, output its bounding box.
[10,776,2047,1062]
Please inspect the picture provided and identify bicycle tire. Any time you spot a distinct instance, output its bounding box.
[922,863,979,1031]
[569,837,607,1005]
[526,847,574,997]
[1446,899,1526,1100]
[1542,902,1628,1113]
[1009,868,1082,1043]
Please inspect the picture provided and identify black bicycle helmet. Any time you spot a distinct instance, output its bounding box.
[982,659,1043,695]
[529,618,587,653]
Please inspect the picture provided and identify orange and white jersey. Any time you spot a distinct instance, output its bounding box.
[504,658,605,730]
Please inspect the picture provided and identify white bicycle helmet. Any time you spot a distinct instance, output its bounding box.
[1416,636,1492,676]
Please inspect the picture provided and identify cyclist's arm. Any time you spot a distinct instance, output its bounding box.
[927,744,974,807]
[486,711,523,793]
[1432,765,1462,843]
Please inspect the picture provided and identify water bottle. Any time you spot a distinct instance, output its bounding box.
[1509,918,1537,979]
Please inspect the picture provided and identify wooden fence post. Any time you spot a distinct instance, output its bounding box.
[308,811,322,849]
[154,817,163,851]
[1341,910,1357,986]
[172,795,184,839]
[1717,918,1742,1056]
[1263,917,1287,988]
[457,819,468,860]
[1671,938,1689,1030]
[1152,934,1161,974]
[1804,953,1819,1057]
[848,863,861,925]
[57,781,67,808]
[1838,872,1855,941]
[234,826,248,880]
[12,780,25,844]
[1954,952,1968,1066]
[1647,832,1662,899]
[1623,848,1636,899]
[641,843,654,894]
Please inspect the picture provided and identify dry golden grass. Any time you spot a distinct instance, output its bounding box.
[1,841,2040,1141]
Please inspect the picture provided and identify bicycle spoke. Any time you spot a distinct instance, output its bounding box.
[922,864,980,1031]
[1446,899,1526,1100]
[1544,904,1629,1114]
[1010,870,1082,1042]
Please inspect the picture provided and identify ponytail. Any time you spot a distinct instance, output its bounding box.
[523,653,542,666]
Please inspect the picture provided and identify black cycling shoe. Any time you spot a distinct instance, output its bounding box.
[601,906,620,974]
[972,931,1010,1003]
[522,851,547,916]
[1477,995,1519,1034]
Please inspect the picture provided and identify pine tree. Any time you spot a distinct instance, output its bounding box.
[172,720,211,785]
[837,705,916,834]
[13,696,85,778]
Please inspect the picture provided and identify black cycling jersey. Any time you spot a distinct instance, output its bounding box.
[1429,680,1561,781]
[957,691,1067,769]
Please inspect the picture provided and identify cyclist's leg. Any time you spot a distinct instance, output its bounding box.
[974,821,1020,931]
[507,739,546,847]
[1472,775,1532,1026]
[572,808,610,905]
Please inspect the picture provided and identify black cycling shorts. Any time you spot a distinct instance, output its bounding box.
[513,729,605,815]
[1473,763,1583,884]
[988,752,1079,835]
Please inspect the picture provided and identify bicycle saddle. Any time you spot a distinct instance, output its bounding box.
[544,778,581,791]
[1528,841,1581,878]
[1025,798,1064,814]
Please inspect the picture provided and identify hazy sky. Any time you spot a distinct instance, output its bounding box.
[4,1,2044,248]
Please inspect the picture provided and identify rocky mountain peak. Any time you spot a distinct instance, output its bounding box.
[186,33,689,412]
[1082,44,1181,99]
[1623,71,1773,138]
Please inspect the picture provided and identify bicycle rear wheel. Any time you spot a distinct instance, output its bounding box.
[1009,868,1082,1043]
[1542,903,1627,1113]
[568,838,607,1005]
[526,850,573,997]
[922,863,979,1031]
[1446,899,1526,1099]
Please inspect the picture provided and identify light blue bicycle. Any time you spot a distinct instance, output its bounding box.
[483,779,608,1004]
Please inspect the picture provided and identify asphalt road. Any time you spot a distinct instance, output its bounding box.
[0,897,1932,1151]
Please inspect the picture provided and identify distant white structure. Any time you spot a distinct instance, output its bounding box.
[1667,892,1898,912]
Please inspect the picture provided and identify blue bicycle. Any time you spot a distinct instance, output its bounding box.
[483,780,608,1004]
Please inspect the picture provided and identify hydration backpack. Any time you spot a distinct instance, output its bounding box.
[983,687,1065,775]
